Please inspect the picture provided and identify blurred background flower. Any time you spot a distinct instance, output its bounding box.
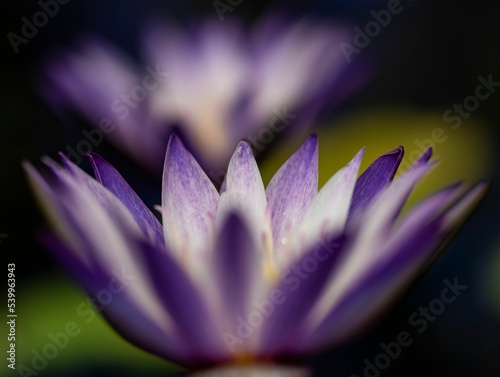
[2,0,500,376]
[40,14,366,174]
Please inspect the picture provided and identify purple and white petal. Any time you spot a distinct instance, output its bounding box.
[44,154,144,240]
[43,232,191,366]
[298,148,364,252]
[303,149,435,331]
[440,181,489,231]
[212,213,263,355]
[266,135,318,255]
[299,221,442,352]
[88,153,164,247]
[299,181,488,352]
[215,141,268,247]
[24,162,90,264]
[348,146,404,222]
[140,239,229,361]
[161,135,219,259]
[37,158,177,347]
[258,234,346,356]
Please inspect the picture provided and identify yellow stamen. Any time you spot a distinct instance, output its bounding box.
[262,257,281,284]
[232,353,255,365]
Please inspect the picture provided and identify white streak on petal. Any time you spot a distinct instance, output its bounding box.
[298,148,364,253]
[266,135,318,255]
[305,161,434,330]
[66,181,178,339]
[23,162,90,265]
[440,181,488,231]
[162,136,219,259]
[38,159,178,342]
[215,142,268,248]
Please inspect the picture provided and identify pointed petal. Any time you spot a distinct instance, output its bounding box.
[215,142,267,244]
[23,162,90,264]
[298,148,364,250]
[302,149,435,333]
[300,181,487,351]
[266,135,318,253]
[42,231,191,366]
[162,135,219,256]
[87,153,164,247]
[44,155,143,239]
[34,158,177,350]
[351,148,436,259]
[440,180,489,230]
[416,146,433,164]
[301,220,441,351]
[384,182,463,252]
[348,146,404,221]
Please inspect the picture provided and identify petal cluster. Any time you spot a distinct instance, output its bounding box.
[25,135,486,367]
[41,17,361,172]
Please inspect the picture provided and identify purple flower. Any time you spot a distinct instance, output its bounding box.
[24,135,486,370]
[41,17,364,173]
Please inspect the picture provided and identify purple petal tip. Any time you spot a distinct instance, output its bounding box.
[391,146,404,155]
[301,134,318,153]
[166,134,186,156]
[236,141,254,155]
[417,147,433,164]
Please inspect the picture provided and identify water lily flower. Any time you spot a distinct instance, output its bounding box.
[41,17,365,173]
[24,135,486,374]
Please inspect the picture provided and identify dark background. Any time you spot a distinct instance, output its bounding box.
[1,0,499,376]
